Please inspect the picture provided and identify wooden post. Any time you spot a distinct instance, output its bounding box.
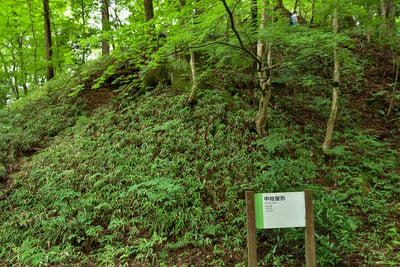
[304,189,316,267]
[246,191,257,267]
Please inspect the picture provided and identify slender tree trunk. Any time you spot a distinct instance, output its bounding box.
[81,0,87,63]
[366,9,372,43]
[17,37,28,95]
[144,0,154,22]
[188,51,198,104]
[294,0,299,12]
[43,0,54,81]
[0,52,18,98]
[144,0,155,45]
[381,0,395,37]
[50,20,63,74]
[251,0,258,71]
[27,0,38,85]
[221,0,272,136]
[188,6,199,105]
[11,54,20,98]
[251,0,258,29]
[387,61,399,116]
[102,0,110,55]
[255,2,272,137]
[178,0,186,8]
[187,52,197,105]
[322,7,340,153]
[309,0,315,27]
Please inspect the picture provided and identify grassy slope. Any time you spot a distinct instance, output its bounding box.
[0,54,399,266]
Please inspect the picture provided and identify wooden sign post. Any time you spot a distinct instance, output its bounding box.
[246,189,316,267]
[246,191,257,267]
[304,189,316,267]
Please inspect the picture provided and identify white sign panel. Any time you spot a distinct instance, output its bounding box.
[254,192,306,229]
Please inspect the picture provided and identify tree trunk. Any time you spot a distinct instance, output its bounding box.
[322,7,340,153]
[251,0,258,29]
[0,52,18,98]
[309,0,315,27]
[50,20,63,74]
[366,9,372,43]
[255,2,272,137]
[187,6,199,106]
[381,0,395,36]
[11,53,20,98]
[28,0,38,85]
[221,0,272,136]
[81,0,87,63]
[16,37,28,95]
[178,0,186,8]
[43,0,54,81]
[144,0,154,22]
[251,0,258,70]
[387,61,399,116]
[187,51,198,104]
[294,0,299,13]
[102,0,110,55]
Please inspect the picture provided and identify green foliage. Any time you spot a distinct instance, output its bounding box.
[0,1,399,265]
[1,71,398,265]
[0,82,83,171]
[0,88,245,264]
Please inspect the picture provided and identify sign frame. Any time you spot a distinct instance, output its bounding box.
[245,189,316,267]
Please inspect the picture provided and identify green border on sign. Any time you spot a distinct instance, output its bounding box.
[254,193,264,229]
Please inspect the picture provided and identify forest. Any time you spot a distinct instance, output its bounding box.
[0,0,399,265]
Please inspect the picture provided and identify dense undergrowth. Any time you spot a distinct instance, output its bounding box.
[0,52,400,266]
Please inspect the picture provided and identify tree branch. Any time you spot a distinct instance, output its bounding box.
[220,0,261,64]
[165,40,245,57]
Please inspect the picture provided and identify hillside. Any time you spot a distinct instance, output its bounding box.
[0,37,400,266]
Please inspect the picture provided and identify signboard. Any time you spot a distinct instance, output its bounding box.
[246,190,316,267]
[254,192,306,229]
